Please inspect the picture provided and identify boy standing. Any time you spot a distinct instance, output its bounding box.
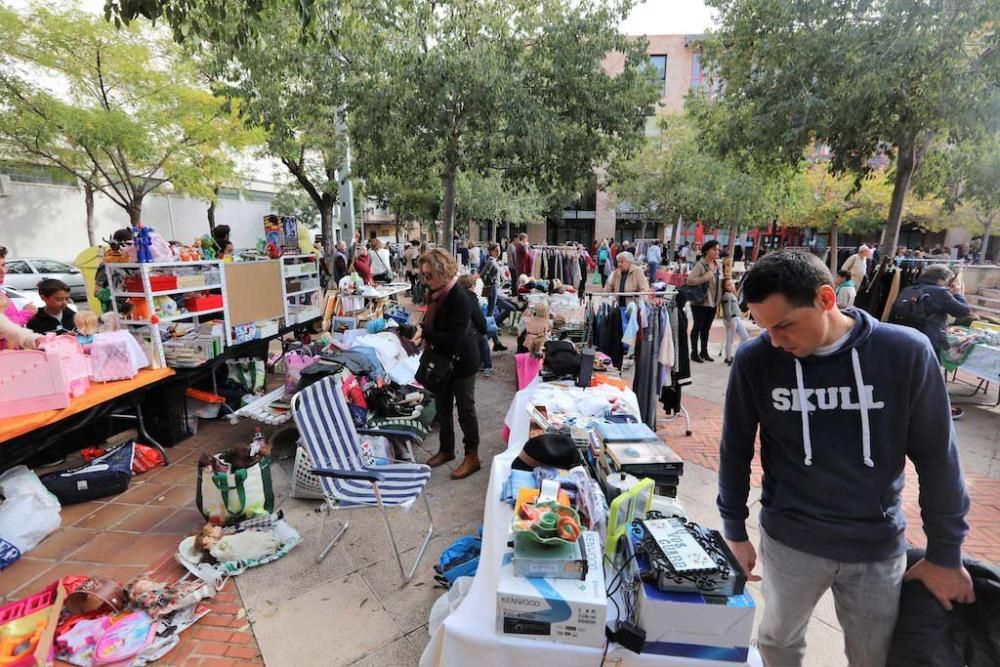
[718,251,972,666]
[27,279,76,334]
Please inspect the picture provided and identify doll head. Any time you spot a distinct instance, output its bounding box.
[101,311,123,331]
[533,302,550,320]
[74,311,99,336]
[194,524,224,553]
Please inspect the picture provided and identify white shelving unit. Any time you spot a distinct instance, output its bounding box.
[107,261,229,368]
[281,254,323,326]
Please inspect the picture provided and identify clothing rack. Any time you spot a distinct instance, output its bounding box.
[584,289,693,436]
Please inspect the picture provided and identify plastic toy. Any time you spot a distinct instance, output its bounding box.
[0,349,71,418]
[511,501,583,547]
[199,235,218,260]
[0,579,66,667]
[128,298,150,321]
[39,334,90,397]
[74,311,99,347]
[132,224,153,263]
[153,296,178,318]
[92,612,155,665]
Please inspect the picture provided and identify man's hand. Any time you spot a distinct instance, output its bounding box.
[725,539,762,582]
[904,558,975,610]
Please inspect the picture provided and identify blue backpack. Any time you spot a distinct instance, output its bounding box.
[434,530,482,587]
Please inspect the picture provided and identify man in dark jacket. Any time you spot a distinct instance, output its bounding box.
[719,251,973,667]
[890,263,972,355]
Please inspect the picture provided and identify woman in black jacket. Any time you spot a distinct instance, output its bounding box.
[418,249,482,479]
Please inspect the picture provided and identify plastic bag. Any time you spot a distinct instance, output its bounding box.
[428,576,474,637]
[284,350,319,394]
[359,436,391,466]
[0,466,61,569]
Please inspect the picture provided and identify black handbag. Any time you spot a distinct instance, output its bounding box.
[415,347,458,394]
[680,280,709,304]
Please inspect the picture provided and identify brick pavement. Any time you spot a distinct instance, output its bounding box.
[658,394,1000,565]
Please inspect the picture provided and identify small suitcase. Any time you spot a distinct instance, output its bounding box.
[40,442,135,505]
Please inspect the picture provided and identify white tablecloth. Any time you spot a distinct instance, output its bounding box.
[958,343,1000,384]
[420,380,760,667]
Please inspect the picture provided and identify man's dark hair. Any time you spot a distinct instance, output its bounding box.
[701,239,719,255]
[410,239,421,246]
[37,278,70,297]
[112,228,133,243]
[488,242,500,254]
[742,250,833,308]
[212,225,231,243]
[837,270,851,280]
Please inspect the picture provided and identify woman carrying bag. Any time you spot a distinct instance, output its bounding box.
[417,249,482,480]
[685,240,722,363]
[369,238,393,283]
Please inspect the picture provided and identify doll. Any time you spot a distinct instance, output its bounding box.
[100,311,122,332]
[193,523,280,563]
[74,311,99,346]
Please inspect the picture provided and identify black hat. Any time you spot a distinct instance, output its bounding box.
[513,433,579,470]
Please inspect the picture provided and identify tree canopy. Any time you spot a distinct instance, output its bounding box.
[701,0,1000,256]
[0,3,254,235]
[348,0,658,243]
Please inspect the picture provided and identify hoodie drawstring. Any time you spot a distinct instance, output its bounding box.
[794,350,874,468]
[851,348,875,468]
[794,359,812,466]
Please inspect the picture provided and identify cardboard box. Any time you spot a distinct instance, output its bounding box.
[496,531,606,647]
[637,579,755,663]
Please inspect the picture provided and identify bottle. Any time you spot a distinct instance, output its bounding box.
[250,428,265,457]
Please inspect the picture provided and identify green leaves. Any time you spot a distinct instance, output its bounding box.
[0,3,258,225]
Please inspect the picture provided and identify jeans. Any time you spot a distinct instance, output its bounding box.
[478,335,493,369]
[494,295,518,327]
[723,316,749,359]
[758,529,906,667]
[647,261,658,284]
[436,374,480,456]
[689,305,715,356]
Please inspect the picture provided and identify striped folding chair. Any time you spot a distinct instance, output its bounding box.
[291,375,434,582]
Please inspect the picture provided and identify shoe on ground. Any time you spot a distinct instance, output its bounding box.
[451,454,481,479]
[426,452,456,468]
[725,358,733,365]
[493,343,508,352]
[702,352,714,362]
[691,352,703,363]
[483,368,495,376]
[951,406,964,420]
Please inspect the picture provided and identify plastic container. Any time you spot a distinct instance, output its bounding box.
[185,294,223,312]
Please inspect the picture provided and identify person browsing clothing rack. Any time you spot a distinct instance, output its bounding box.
[603,251,650,306]
[418,249,482,480]
[686,240,722,362]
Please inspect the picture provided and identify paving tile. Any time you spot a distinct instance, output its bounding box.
[150,508,205,535]
[351,636,420,667]
[0,557,54,599]
[58,500,103,526]
[145,461,198,485]
[148,483,197,508]
[115,505,172,532]
[249,575,401,667]
[75,502,140,531]
[115,480,171,504]
[29,527,96,560]
[360,536,450,635]
[70,531,179,566]
[404,626,431,659]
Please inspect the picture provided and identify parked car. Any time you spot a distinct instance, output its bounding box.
[3,257,87,302]
[1,285,76,313]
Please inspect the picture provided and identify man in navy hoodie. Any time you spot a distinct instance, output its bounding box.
[718,251,973,666]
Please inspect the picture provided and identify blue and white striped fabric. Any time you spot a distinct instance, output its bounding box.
[293,376,431,508]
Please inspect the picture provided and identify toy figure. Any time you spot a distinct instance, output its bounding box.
[193,523,280,563]
[200,234,219,260]
[73,311,99,346]
[153,296,178,318]
[128,298,149,321]
[100,312,122,332]
[132,224,153,263]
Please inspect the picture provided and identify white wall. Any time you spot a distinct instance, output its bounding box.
[0,180,276,261]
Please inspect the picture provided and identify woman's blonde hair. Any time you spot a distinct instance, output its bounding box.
[372,238,383,250]
[419,248,458,282]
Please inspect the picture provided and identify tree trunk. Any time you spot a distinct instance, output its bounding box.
[84,182,96,247]
[440,165,458,249]
[126,194,143,227]
[320,202,335,275]
[207,200,217,232]
[671,215,683,259]
[981,215,994,264]
[395,210,401,244]
[504,219,510,241]
[880,137,921,257]
[829,221,840,274]
[726,208,741,259]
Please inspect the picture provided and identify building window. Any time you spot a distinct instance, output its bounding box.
[218,187,242,201]
[0,162,78,186]
[244,189,275,203]
[691,53,704,89]
[649,54,667,96]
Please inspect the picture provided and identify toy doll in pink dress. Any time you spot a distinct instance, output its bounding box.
[0,247,37,349]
